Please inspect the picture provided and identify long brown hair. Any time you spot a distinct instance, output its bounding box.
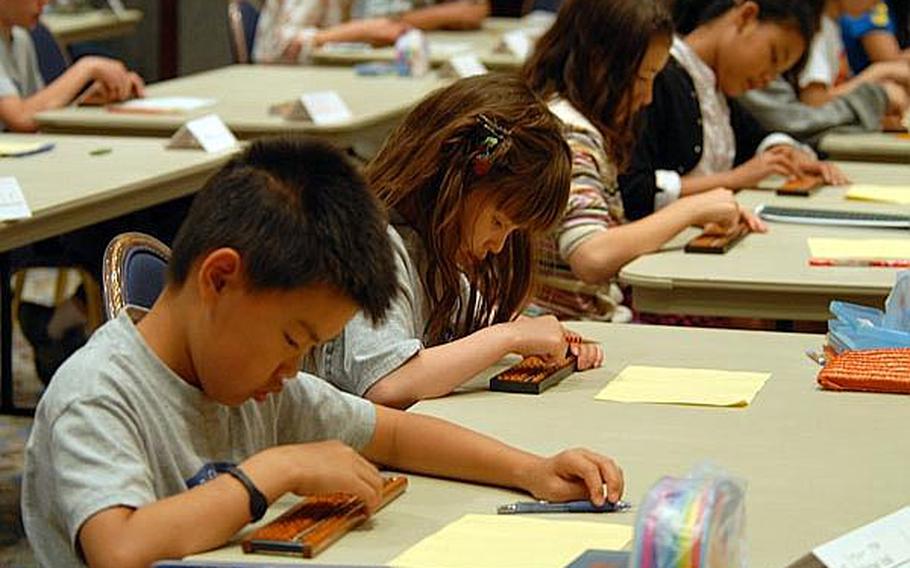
[365,73,571,345]
[523,0,673,171]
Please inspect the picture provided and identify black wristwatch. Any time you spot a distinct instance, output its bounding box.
[223,464,268,523]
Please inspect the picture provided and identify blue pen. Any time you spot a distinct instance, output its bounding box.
[497,499,631,514]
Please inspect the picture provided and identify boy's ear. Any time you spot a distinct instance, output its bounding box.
[196,248,244,303]
[733,1,761,32]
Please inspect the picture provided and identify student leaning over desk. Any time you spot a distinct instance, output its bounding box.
[313,73,605,410]
[21,136,625,568]
[254,0,488,63]
[521,0,764,322]
[0,0,143,132]
[619,0,849,222]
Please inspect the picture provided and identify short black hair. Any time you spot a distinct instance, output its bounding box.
[168,136,397,323]
[673,0,820,42]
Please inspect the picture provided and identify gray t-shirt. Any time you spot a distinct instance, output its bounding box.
[0,27,44,130]
[316,223,429,396]
[22,311,376,568]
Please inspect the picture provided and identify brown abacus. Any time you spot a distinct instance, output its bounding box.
[242,475,408,558]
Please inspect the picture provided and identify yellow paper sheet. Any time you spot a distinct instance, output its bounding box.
[846,184,910,205]
[594,365,771,407]
[808,238,910,260]
[0,142,48,157]
[390,514,632,568]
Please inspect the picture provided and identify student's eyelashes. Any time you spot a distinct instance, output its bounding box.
[283,332,300,350]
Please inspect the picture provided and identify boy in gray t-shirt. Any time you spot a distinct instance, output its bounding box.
[23,137,626,568]
[0,2,144,131]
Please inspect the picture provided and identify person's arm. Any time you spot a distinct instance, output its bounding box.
[0,56,138,132]
[399,0,489,31]
[862,30,905,62]
[79,442,386,568]
[364,316,568,409]
[737,78,888,144]
[363,405,625,505]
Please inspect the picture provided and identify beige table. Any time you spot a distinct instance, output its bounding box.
[311,17,543,70]
[0,133,237,414]
[36,65,447,150]
[619,161,910,321]
[42,9,143,45]
[819,132,910,164]
[189,323,910,567]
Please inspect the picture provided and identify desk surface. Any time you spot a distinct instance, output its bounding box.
[819,132,910,164]
[312,27,523,70]
[619,161,910,321]
[42,9,143,45]
[0,133,235,252]
[36,65,447,143]
[189,323,910,567]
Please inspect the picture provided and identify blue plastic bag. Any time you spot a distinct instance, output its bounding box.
[827,271,910,352]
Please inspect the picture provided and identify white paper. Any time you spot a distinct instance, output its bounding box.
[447,54,488,78]
[502,30,532,60]
[300,91,353,125]
[169,114,237,153]
[0,177,32,221]
[813,507,910,568]
[117,97,216,112]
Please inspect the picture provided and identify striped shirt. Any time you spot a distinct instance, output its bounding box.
[530,98,631,322]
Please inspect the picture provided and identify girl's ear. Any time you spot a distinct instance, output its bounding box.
[733,0,761,32]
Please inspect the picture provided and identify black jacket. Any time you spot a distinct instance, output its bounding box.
[618,58,771,220]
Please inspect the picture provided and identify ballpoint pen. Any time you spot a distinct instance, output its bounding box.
[497,499,632,514]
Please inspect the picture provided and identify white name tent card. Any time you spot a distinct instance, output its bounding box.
[0,177,32,221]
[270,91,353,125]
[168,114,238,153]
[441,54,488,78]
[813,506,910,568]
[499,30,532,60]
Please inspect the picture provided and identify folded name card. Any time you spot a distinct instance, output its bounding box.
[168,114,238,153]
[269,91,354,125]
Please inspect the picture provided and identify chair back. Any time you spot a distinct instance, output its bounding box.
[102,232,171,319]
[30,21,70,83]
[228,1,261,64]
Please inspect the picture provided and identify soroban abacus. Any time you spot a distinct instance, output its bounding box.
[488,332,585,394]
[684,222,749,254]
[242,475,408,558]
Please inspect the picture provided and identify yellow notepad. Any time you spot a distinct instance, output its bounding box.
[808,238,910,260]
[390,514,632,568]
[846,184,910,205]
[594,365,771,407]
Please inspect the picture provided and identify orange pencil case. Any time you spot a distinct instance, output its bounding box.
[817,348,910,394]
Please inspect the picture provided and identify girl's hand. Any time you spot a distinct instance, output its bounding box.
[785,149,849,186]
[506,316,568,363]
[569,340,604,370]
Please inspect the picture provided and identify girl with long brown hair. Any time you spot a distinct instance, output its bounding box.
[315,73,603,409]
[523,0,762,322]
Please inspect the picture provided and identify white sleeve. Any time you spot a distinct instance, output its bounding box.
[654,170,682,211]
[756,132,817,158]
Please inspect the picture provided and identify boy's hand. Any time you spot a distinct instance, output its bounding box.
[81,56,142,102]
[521,449,624,506]
[270,441,384,513]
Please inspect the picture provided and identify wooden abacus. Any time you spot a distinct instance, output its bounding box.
[775,176,824,196]
[684,223,749,254]
[489,333,583,394]
[242,475,408,558]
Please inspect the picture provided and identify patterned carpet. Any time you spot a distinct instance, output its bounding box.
[1,269,68,568]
